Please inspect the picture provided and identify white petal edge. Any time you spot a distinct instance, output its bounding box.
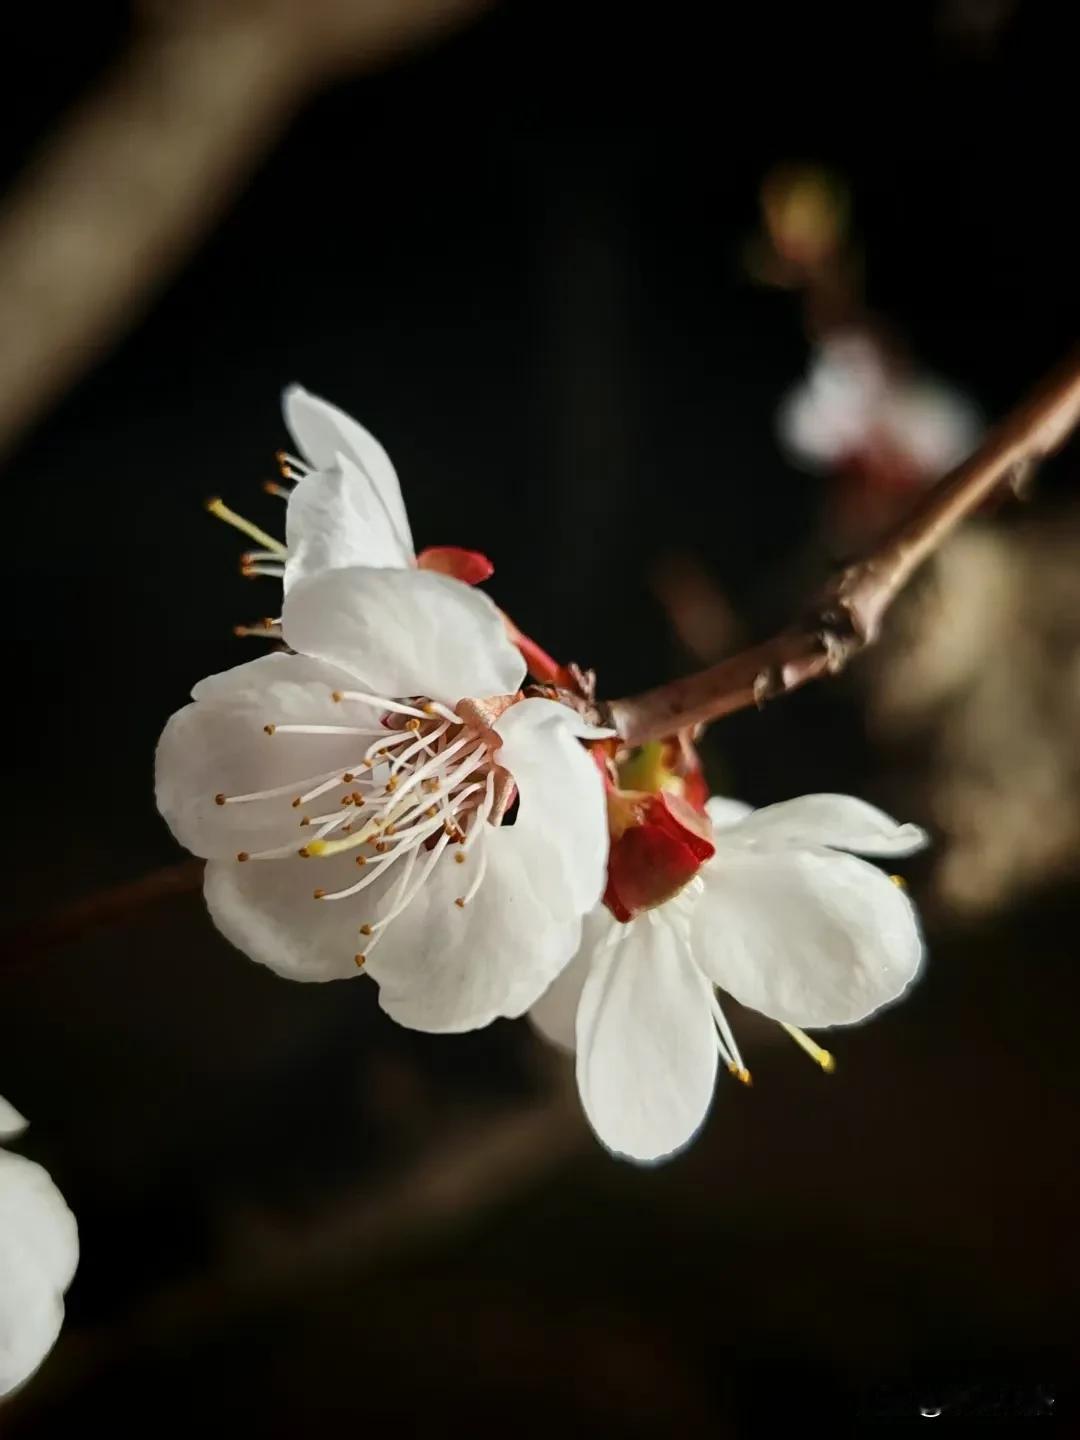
[705,796,754,831]
[0,1150,79,1398]
[691,846,924,1028]
[575,909,719,1164]
[281,566,526,706]
[283,385,414,559]
[722,793,928,858]
[529,907,613,1052]
[0,1095,28,1142]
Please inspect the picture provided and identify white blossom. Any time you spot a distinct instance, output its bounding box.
[0,1097,78,1398]
[531,793,927,1163]
[157,565,609,1033]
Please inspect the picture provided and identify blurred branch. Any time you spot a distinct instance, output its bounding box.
[38,1067,585,1404]
[606,348,1080,746]
[1,860,203,970]
[0,0,492,459]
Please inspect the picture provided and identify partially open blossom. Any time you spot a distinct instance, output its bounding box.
[0,1096,78,1398]
[275,385,494,590]
[532,787,927,1163]
[156,564,610,1033]
[211,385,567,681]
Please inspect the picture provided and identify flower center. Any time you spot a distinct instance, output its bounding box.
[214,688,517,968]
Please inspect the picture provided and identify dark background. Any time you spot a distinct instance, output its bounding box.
[1,1,1077,1433]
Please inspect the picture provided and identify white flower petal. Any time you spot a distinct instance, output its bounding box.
[284,454,413,592]
[528,907,612,1051]
[0,1095,28,1142]
[157,652,380,861]
[724,793,927,857]
[0,1152,78,1295]
[281,567,526,706]
[0,1150,78,1398]
[493,698,609,918]
[691,847,924,1027]
[575,909,719,1164]
[364,828,583,1034]
[204,852,385,982]
[283,385,414,558]
[705,796,754,831]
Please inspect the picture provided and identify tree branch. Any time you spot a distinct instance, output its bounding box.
[604,347,1080,747]
[1,860,203,971]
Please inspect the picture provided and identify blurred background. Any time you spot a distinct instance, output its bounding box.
[1,0,1077,1431]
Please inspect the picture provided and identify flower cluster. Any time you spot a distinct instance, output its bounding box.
[156,388,928,1166]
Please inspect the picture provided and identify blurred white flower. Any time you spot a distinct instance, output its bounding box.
[531,794,927,1163]
[779,332,980,481]
[0,1096,78,1399]
[156,563,610,1033]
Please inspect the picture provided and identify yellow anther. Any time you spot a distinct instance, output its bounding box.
[313,888,326,900]
[354,953,366,968]
[455,897,466,908]
[214,792,226,806]
[729,1065,753,1086]
[291,796,302,808]
[205,497,287,556]
[889,874,907,890]
[359,923,373,936]
[780,1022,836,1073]
[236,851,250,863]
[264,724,276,736]
[407,718,422,731]
[454,851,466,864]
[331,690,344,702]
[355,855,367,867]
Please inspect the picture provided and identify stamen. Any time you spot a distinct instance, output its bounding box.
[425,701,465,724]
[333,691,432,720]
[461,770,496,852]
[241,563,286,579]
[271,724,382,737]
[275,449,311,479]
[263,479,293,499]
[709,991,751,1083]
[456,827,488,907]
[368,830,452,940]
[233,623,283,640]
[205,498,287,556]
[780,1022,836,1074]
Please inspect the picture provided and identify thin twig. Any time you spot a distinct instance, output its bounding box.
[605,348,1080,747]
[31,1071,585,1409]
[6,352,1079,963]
[1,860,203,969]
